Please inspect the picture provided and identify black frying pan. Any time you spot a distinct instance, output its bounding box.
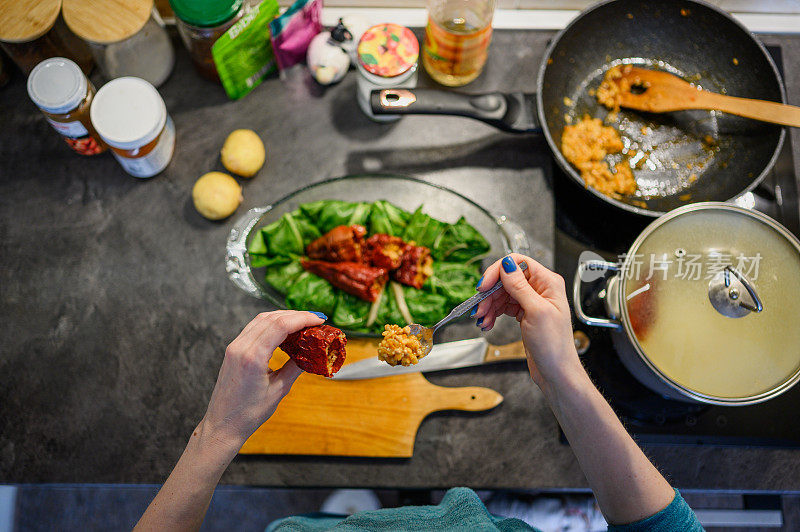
[371,0,786,216]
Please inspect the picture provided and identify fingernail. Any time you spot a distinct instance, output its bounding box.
[469,305,478,317]
[309,311,327,320]
[476,317,484,327]
[476,276,484,289]
[502,256,517,273]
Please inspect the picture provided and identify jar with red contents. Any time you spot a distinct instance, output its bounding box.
[27,57,106,155]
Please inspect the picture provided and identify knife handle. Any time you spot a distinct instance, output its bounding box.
[483,341,527,363]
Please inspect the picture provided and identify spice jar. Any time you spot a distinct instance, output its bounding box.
[0,0,93,76]
[27,57,106,155]
[90,77,176,178]
[170,0,246,81]
[62,0,174,87]
[355,23,419,122]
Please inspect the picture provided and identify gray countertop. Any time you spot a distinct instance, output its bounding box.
[2,29,800,491]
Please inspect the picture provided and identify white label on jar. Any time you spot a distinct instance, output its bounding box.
[46,118,88,138]
[112,116,176,178]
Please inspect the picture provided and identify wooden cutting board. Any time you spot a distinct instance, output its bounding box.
[240,338,504,457]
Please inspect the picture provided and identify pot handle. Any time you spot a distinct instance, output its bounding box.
[226,206,272,300]
[370,89,540,133]
[573,260,623,329]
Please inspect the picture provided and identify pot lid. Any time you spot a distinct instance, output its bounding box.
[62,0,152,44]
[620,202,800,402]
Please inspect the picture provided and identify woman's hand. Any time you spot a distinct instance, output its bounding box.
[136,310,325,532]
[198,310,325,456]
[474,255,680,526]
[473,253,581,391]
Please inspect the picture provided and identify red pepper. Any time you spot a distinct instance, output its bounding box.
[306,225,367,262]
[280,324,347,378]
[392,244,433,289]
[301,259,388,302]
[363,234,406,270]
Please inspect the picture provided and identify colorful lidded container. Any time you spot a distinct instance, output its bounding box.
[355,23,419,121]
[27,57,106,155]
[90,77,175,178]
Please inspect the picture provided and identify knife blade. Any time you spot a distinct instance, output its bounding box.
[333,338,526,380]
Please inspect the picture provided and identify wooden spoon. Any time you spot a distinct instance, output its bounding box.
[608,66,800,128]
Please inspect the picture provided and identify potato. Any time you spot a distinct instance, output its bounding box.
[192,172,242,220]
[220,129,265,178]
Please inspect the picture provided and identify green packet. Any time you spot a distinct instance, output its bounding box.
[212,0,280,100]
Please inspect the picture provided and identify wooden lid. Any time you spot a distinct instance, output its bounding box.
[0,0,61,43]
[62,0,153,44]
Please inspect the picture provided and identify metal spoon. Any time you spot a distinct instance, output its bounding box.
[409,262,528,356]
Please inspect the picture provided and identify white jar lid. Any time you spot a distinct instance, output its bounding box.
[27,57,88,114]
[90,77,167,150]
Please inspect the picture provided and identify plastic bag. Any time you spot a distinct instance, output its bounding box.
[269,0,322,72]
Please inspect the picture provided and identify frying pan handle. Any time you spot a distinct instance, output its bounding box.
[573,260,623,329]
[370,89,539,133]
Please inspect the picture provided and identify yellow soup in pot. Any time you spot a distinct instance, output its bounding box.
[623,208,800,400]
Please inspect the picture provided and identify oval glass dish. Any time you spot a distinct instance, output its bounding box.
[226,174,530,335]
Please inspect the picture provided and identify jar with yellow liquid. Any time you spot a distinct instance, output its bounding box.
[422,0,496,87]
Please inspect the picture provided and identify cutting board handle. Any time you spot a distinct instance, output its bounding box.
[426,385,503,413]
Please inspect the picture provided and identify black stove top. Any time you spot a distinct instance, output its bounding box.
[555,45,800,447]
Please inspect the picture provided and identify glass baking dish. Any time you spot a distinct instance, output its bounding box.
[226,174,530,335]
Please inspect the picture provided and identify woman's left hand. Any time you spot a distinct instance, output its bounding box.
[198,310,325,455]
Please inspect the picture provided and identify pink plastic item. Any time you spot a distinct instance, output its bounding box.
[269,0,323,71]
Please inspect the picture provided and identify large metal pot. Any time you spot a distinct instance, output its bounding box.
[574,203,800,405]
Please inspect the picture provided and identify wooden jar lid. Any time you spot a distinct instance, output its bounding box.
[0,0,62,43]
[62,0,153,44]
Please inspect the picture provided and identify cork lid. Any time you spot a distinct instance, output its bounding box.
[62,0,153,44]
[0,0,61,43]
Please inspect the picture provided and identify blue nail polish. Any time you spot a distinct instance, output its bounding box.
[469,305,478,317]
[476,276,484,289]
[502,256,517,273]
[309,311,327,320]
[476,317,484,327]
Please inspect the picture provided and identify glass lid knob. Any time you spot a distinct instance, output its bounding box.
[708,266,763,318]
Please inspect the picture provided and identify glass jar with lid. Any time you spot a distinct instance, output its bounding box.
[169,0,246,81]
[62,0,175,87]
[90,77,176,178]
[0,0,93,76]
[27,57,106,155]
[355,23,419,122]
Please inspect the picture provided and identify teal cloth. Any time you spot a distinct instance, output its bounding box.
[267,488,536,531]
[267,487,703,532]
[608,489,704,532]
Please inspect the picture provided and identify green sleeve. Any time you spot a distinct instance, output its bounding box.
[267,487,537,531]
[608,490,704,532]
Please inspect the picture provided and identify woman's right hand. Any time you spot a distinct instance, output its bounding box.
[473,253,583,391]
